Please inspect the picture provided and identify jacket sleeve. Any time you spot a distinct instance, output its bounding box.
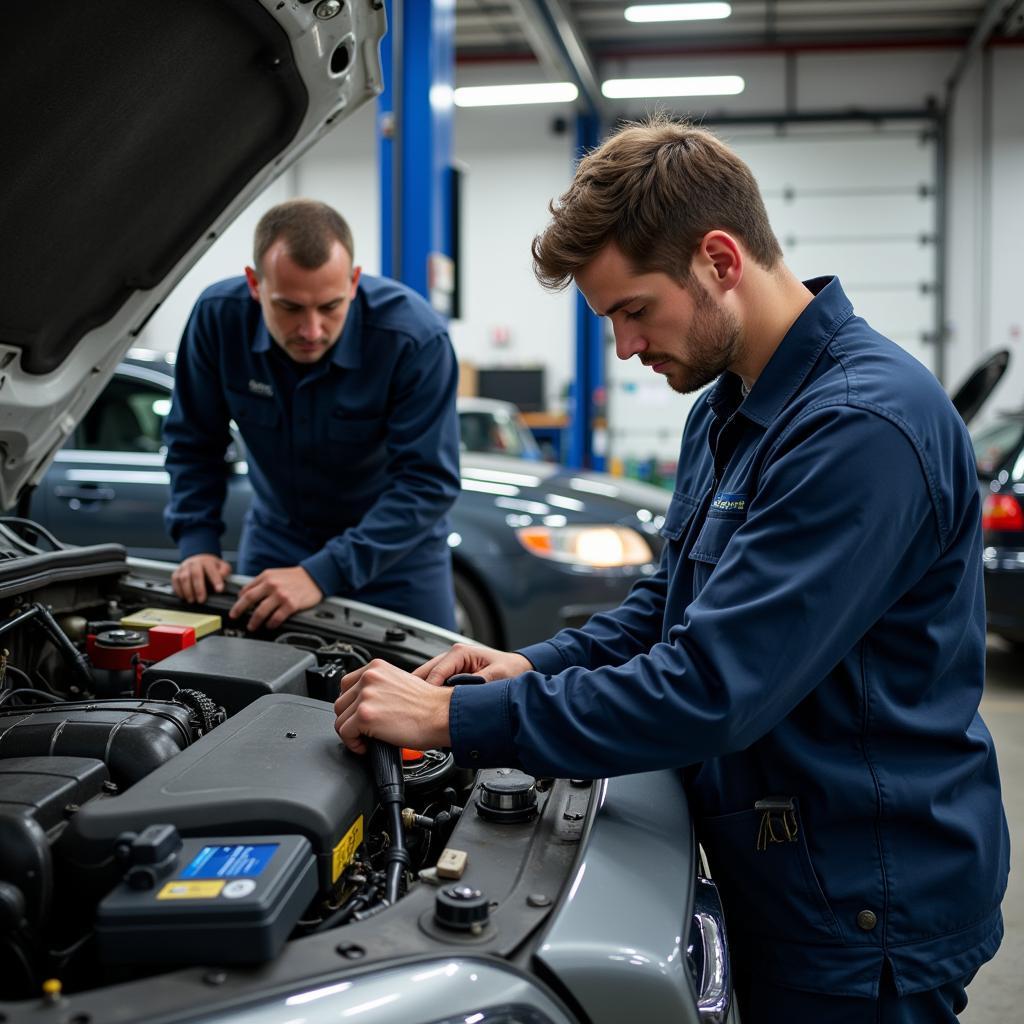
[450,404,942,777]
[300,333,462,595]
[162,299,233,559]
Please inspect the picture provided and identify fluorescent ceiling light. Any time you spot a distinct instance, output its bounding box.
[602,75,745,98]
[625,2,732,22]
[454,82,579,107]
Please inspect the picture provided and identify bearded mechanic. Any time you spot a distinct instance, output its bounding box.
[163,199,461,631]
[334,118,1009,1023]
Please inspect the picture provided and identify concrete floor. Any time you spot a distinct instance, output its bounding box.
[961,637,1024,1022]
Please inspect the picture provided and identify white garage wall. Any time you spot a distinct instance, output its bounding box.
[134,42,1024,460]
[977,49,1024,418]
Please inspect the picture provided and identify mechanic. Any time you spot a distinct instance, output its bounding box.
[163,199,461,632]
[334,117,1010,1022]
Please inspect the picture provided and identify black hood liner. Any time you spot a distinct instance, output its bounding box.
[950,349,1010,427]
[0,0,308,375]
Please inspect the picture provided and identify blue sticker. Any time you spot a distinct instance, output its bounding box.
[181,843,278,879]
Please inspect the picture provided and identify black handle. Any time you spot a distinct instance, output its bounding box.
[369,739,404,805]
[444,673,487,687]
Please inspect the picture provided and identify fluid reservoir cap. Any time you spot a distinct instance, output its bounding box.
[434,886,490,933]
[476,768,538,823]
[95,629,148,649]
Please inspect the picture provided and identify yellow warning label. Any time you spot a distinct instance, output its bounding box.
[332,815,364,882]
[121,608,222,639]
[157,880,225,900]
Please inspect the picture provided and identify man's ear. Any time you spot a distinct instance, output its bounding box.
[350,265,362,294]
[698,231,743,292]
[244,265,261,301]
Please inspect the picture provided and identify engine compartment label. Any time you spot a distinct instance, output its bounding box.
[157,880,225,900]
[182,843,279,879]
[332,815,364,882]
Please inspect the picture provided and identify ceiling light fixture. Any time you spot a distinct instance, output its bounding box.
[453,82,579,107]
[601,75,745,98]
[624,2,732,22]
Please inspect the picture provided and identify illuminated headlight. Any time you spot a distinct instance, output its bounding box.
[515,525,653,567]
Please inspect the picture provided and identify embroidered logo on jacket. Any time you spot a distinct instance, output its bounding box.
[248,379,274,397]
[711,492,746,513]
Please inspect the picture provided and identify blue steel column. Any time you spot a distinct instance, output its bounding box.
[378,0,455,301]
[567,113,604,470]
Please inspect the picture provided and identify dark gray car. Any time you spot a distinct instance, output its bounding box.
[32,357,670,649]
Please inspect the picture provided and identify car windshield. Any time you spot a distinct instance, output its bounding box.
[458,408,541,459]
[971,417,1024,479]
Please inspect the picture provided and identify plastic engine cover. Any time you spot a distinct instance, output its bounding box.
[66,694,373,892]
[140,636,314,715]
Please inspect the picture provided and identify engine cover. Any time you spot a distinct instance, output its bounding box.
[65,694,374,892]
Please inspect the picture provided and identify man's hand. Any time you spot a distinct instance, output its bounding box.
[334,659,453,754]
[229,566,323,632]
[172,553,232,604]
[414,642,533,687]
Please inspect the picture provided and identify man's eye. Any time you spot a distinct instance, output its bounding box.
[625,307,646,320]
[320,302,343,312]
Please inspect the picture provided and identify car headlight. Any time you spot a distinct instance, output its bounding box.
[515,525,654,567]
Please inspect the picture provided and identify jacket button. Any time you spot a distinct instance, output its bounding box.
[856,910,877,931]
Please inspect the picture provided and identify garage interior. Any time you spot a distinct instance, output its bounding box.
[2,1,1023,1020]
[127,5,1022,1012]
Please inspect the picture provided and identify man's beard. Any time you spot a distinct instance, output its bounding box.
[658,283,742,395]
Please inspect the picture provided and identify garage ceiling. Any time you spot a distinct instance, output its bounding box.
[455,1,1024,62]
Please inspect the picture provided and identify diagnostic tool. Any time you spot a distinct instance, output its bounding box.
[97,832,317,965]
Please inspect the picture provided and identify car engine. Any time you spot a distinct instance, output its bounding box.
[0,536,477,1001]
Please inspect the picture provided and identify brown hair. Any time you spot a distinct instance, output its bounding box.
[532,114,782,290]
[253,198,355,275]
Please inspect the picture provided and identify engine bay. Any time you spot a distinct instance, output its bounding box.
[0,539,588,1010]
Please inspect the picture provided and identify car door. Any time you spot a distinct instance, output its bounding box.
[37,365,249,561]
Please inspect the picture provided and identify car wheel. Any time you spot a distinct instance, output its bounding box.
[453,571,499,647]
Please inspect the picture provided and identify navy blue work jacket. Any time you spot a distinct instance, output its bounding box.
[450,278,1009,998]
[163,274,461,601]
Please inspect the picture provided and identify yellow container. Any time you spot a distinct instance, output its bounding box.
[120,608,222,639]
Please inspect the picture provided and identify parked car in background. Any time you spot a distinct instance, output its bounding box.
[971,408,1024,644]
[946,349,1023,644]
[29,356,670,650]
[457,395,544,460]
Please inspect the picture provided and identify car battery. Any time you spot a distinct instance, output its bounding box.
[96,832,317,965]
[140,636,315,715]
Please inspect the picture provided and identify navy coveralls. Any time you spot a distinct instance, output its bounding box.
[450,278,1009,1003]
[163,275,461,628]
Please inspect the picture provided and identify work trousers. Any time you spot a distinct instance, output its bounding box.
[735,961,974,1023]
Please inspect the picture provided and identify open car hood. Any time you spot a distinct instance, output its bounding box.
[0,0,385,510]
[949,349,1011,427]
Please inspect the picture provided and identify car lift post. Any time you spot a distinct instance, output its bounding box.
[568,112,605,471]
[378,0,456,315]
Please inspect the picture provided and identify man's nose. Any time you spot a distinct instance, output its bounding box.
[613,322,647,361]
[297,310,324,340]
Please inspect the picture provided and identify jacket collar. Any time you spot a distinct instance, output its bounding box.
[707,276,854,427]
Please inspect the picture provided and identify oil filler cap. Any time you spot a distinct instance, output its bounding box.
[434,886,490,934]
[476,769,538,823]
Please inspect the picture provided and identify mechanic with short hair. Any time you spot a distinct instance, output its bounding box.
[333,118,1009,1022]
[163,199,461,631]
